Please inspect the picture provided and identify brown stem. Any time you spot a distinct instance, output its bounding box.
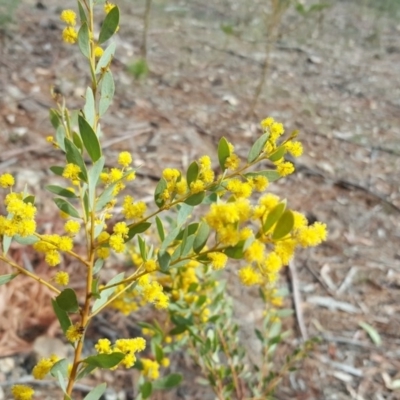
[141,0,152,60]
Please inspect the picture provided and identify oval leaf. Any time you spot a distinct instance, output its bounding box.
[54,198,80,218]
[184,191,205,206]
[217,137,231,171]
[95,42,116,74]
[263,201,286,233]
[56,288,79,313]
[78,22,90,58]
[0,273,18,286]
[140,382,152,399]
[155,216,165,241]
[152,373,183,390]
[193,222,210,253]
[51,299,72,335]
[64,138,88,183]
[154,178,167,208]
[83,383,107,400]
[79,115,101,162]
[245,170,280,182]
[158,251,171,272]
[84,353,125,368]
[126,222,151,242]
[46,185,77,198]
[186,161,199,186]
[268,146,286,162]
[98,6,119,44]
[248,132,269,163]
[272,209,294,240]
[99,70,115,117]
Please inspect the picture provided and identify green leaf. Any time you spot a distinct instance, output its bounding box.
[55,125,66,151]
[78,1,88,23]
[272,210,294,240]
[248,133,269,163]
[55,371,68,396]
[72,132,83,153]
[155,217,165,241]
[175,224,199,240]
[138,235,147,260]
[56,288,79,313]
[84,353,125,368]
[141,382,152,399]
[263,201,286,233]
[152,374,183,390]
[193,222,210,253]
[169,325,187,335]
[13,235,39,245]
[95,183,115,211]
[93,258,104,275]
[54,198,80,219]
[358,321,382,346]
[83,87,96,127]
[186,161,199,186]
[50,166,65,176]
[154,343,164,363]
[180,235,195,257]
[245,170,281,182]
[217,137,231,171]
[99,70,115,116]
[79,115,101,162]
[50,358,69,379]
[64,138,88,182]
[160,226,180,252]
[154,178,167,208]
[2,235,11,254]
[23,195,35,205]
[91,279,101,300]
[95,42,116,74]
[78,22,90,58]
[46,185,77,198]
[84,383,107,400]
[83,191,90,221]
[98,6,119,44]
[77,364,97,381]
[51,299,72,335]
[88,156,105,206]
[0,273,18,286]
[177,204,193,226]
[184,192,205,206]
[224,242,245,259]
[158,251,171,272]
[92,273,124,313]
[49,109,60,129]
[126,222,151,242]
[268,146,286,162]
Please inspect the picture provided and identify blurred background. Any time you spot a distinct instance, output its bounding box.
[0,0,399,399]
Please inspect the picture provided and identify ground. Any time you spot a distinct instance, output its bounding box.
[0,0,400,399]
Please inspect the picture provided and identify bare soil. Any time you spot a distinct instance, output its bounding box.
[0,0,400,399]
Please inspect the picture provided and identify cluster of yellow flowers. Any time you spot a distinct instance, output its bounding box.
[60,9,78,44]
[33,234,74,266]
[94,337,146,368]
[0,175,37,238]
[112,273,169,315]
[205,191,327,288]
[141,357,170,380]
[32,354,60,379]
[60,3,117,56]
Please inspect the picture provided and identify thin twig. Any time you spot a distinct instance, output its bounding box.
[288,260,308,341]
